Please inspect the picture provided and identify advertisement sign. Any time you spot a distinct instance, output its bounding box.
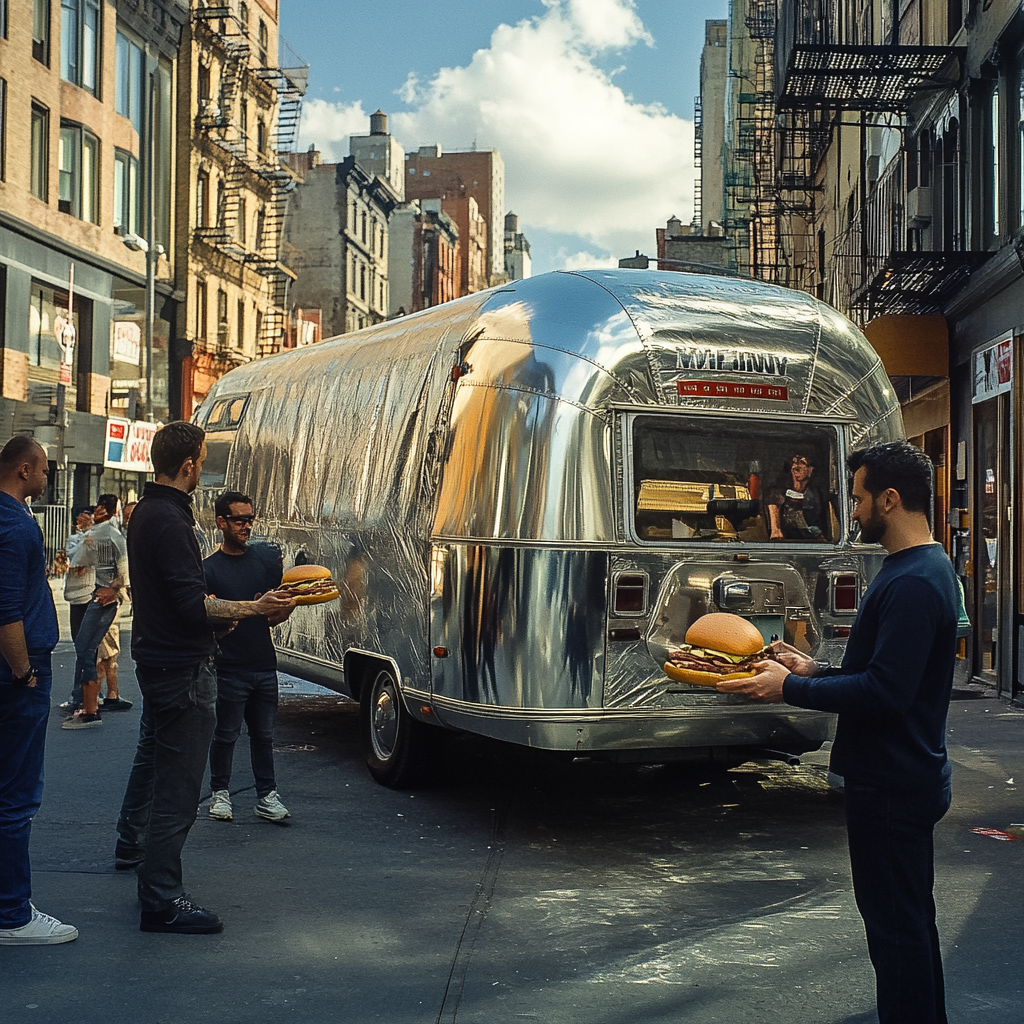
[104,418,158,472]
[113,321,142,365]
[972,335,1012,403]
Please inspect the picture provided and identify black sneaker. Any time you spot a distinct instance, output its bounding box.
[140,896,223,934]
[100,697,134,711]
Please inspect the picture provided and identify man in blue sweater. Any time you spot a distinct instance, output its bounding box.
[0,437,78,945]
[719,441,957,1024]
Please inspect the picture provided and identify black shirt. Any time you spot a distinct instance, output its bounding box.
[128,482,214,667]
[784,543,958,790]
[203,544,283,671]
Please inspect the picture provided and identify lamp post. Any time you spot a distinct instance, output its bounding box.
[120,59,161,421]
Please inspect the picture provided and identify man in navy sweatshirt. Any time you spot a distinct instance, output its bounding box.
[719,441,957,1024]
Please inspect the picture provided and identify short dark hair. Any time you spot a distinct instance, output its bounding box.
[150,422,205,478]
[0,435,45,472]
[215,490,253,519]
[847,441,933,516]
[96,493,119,516]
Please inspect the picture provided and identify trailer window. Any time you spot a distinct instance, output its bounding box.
[198,394,250,487]
[630,416,841,544]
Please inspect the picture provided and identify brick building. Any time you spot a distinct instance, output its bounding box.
[389,198,460,315]
[404,145,506,288]
[1,0,188,508]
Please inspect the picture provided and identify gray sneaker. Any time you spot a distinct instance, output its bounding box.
[255,790,290,821]
[0,906,79,945]
[208,790,233,821]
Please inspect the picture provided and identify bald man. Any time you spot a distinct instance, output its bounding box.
[0,437,78,945]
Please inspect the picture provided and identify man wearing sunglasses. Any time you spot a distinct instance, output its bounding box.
[203,490,296,825]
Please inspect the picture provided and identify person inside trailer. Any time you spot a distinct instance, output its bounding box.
[766,453,826,540]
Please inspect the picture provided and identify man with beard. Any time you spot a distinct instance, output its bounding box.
[718,441,957,1024]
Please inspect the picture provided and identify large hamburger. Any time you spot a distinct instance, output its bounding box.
[276,565,340,606]
[663,612,775,687]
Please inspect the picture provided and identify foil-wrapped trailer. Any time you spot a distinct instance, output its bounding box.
[194,269,901,787]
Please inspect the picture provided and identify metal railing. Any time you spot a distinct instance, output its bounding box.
[31,504,71,576]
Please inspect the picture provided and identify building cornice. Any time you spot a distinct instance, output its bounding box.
[944,239,1024,319]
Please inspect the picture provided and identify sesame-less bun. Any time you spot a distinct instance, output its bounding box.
[684,613,765,657]
[662,613,773,687]
[277,565,340,605]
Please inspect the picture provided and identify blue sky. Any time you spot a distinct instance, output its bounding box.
[280,0,729,274]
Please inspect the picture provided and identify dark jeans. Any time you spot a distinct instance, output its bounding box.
[845,778,952,1024]
[67,601,90,705]
[72,599,117,705]
[209,667,279,798]
[115,658,217,912]
[0,654,52,929]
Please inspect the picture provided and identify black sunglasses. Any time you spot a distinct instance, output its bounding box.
[224,515,256,525]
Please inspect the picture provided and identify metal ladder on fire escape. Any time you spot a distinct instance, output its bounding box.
[252,64,306,357]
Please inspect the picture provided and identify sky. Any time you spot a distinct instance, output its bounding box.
[279,0,729,275]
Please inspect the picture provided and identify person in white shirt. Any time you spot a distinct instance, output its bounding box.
[62,495,128,729]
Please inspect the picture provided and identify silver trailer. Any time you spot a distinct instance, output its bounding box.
[194,270,901,786]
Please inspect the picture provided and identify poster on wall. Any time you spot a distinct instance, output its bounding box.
[972,336,1012,403]
[104,418,158,472]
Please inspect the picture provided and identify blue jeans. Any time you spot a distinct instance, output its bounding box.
[115,658,217,912]
[845,778,952,1024]
[209,667,279,798]
[0,654,52,929]
[72,599,117,705]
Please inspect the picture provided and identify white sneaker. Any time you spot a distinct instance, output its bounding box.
[0,906,79,945]
[208,790,233,821]
[255,790,290,821]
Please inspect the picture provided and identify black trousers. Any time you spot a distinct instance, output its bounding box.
[116,658,217,912]
[844,778,952,1024]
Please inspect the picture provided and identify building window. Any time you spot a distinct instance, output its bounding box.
[196,170,209,228]
[239,1,249,34]
[256,118,266,155]
[1018,68,1024,230]
[116,30,144,134]
[254,205,265,252]
[1,0,7,38]
[359,263,366,300]
[31,102,49,201]
[216,178,226,228]
[57,124,97,222]
[239,99,248,139]
[29,282,75,369]
[257,19,268,65]
[238,196,247,245]
[991,85,1000,240]
[33,0,50,65]
[217,289,228,348]
[196,281,208,342]
[254,308,262,348]
[113,148,139,233]
[0,79,6,181]
[61,0,100,95]
[236,298,245,348]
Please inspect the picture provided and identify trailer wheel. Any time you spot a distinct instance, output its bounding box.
[360,665,434,788]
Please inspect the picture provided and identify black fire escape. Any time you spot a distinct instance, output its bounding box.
[774,0,985,321]
[192,8,307,358]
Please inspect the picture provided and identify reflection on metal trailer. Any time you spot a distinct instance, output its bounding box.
[193,270,902,786]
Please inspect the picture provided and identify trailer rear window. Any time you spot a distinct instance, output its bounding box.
[629,416,841,544]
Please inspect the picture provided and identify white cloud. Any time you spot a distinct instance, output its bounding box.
[561,251,620,271]
[300,97,370,161]
[299,0,694,266]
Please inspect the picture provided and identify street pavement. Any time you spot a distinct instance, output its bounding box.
[1,615,1022,1024]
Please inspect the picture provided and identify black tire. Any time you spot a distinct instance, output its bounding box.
[359,665,436,788]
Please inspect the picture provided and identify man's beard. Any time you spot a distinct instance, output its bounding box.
[858,507,886,545]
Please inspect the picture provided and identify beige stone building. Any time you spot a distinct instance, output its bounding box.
[175,0,306,416]
[1,0,188,509]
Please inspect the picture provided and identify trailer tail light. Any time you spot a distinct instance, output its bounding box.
[831,573,859,613]
[613,572,648,616]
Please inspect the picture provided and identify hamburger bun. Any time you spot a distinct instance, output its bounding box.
[277,564,340,606]
[662,612,771,687]
[684,613,765,657]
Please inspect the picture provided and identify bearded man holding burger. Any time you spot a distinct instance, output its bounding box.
[718,441,958,1024]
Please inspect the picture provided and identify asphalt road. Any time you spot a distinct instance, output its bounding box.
[2,632,1022,1024]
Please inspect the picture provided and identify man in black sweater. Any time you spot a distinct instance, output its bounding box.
[114,422,293,935]
[719,441,957,1024]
